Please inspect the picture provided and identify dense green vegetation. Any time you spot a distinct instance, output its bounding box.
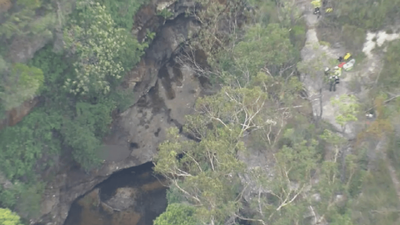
[0,0,148,220]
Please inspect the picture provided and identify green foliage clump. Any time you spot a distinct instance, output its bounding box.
[14,182,45,219]
[0,208,22,225]
[28,46,70,99]
[352,160,400,225]
[233,23,296,76]
[61,101,114,170]
[334,0,400,31]
[63,1,142,96]
[340,24,366,54]
[0,0,56,42]
[379,40,400,90]
[97,0,149,29]
[290,22,307,51]
[0,181,44,219]
[0,108,62,180]
[157,8,174,20]
[331,94,360,132]
[153,203,197,225]
[0,63,44,110]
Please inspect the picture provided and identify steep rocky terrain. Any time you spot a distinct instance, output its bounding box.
[27,1,206,224]
[8,0,399,224]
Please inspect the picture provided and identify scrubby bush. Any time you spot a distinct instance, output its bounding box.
[379,40,400,90]
[340,24,366,54]
[0,63,44,110]
[0,207,22,225]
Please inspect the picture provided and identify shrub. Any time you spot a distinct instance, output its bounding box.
[63,0,145,96]
[0,108,62,181]
[97,0,149,29]
[340,24,366,54]
[379,40,400,90]
[61,101,114,170]
[154,203,197,225]
[0,63,44,110]
[0,207,22,225]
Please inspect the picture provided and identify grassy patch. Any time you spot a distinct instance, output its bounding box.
[319,41,331,47]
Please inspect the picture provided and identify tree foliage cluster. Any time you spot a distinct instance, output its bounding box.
[63,1,143,96]
[179,0,305,87]
[0,207,22,225]
[154,73,367,224]
[318,0,400,53]
[378,39,400,90]
[154,0,400,225]
[0,0,148,219]
[332,0,400,31]
[0,0,56,42]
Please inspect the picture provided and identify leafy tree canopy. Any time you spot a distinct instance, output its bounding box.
[0,208,22,225]
[63,0,143,96]
[153,203,198,225]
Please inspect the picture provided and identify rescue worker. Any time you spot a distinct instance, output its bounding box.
[327,66,341,92]
[324,67,330,76]
[311,0,322,17]
[324,67,337,92]
[333,66,342,78]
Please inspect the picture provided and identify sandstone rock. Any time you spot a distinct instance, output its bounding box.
[103,187,138,211]
[0,97,39,130]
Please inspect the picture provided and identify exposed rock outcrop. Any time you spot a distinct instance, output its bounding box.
[0,97,39,130]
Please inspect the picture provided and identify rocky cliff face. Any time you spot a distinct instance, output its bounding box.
[34,1,203,224]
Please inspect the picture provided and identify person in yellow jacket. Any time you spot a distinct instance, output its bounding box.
[311,0,322,16]
[333,66,342,83]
